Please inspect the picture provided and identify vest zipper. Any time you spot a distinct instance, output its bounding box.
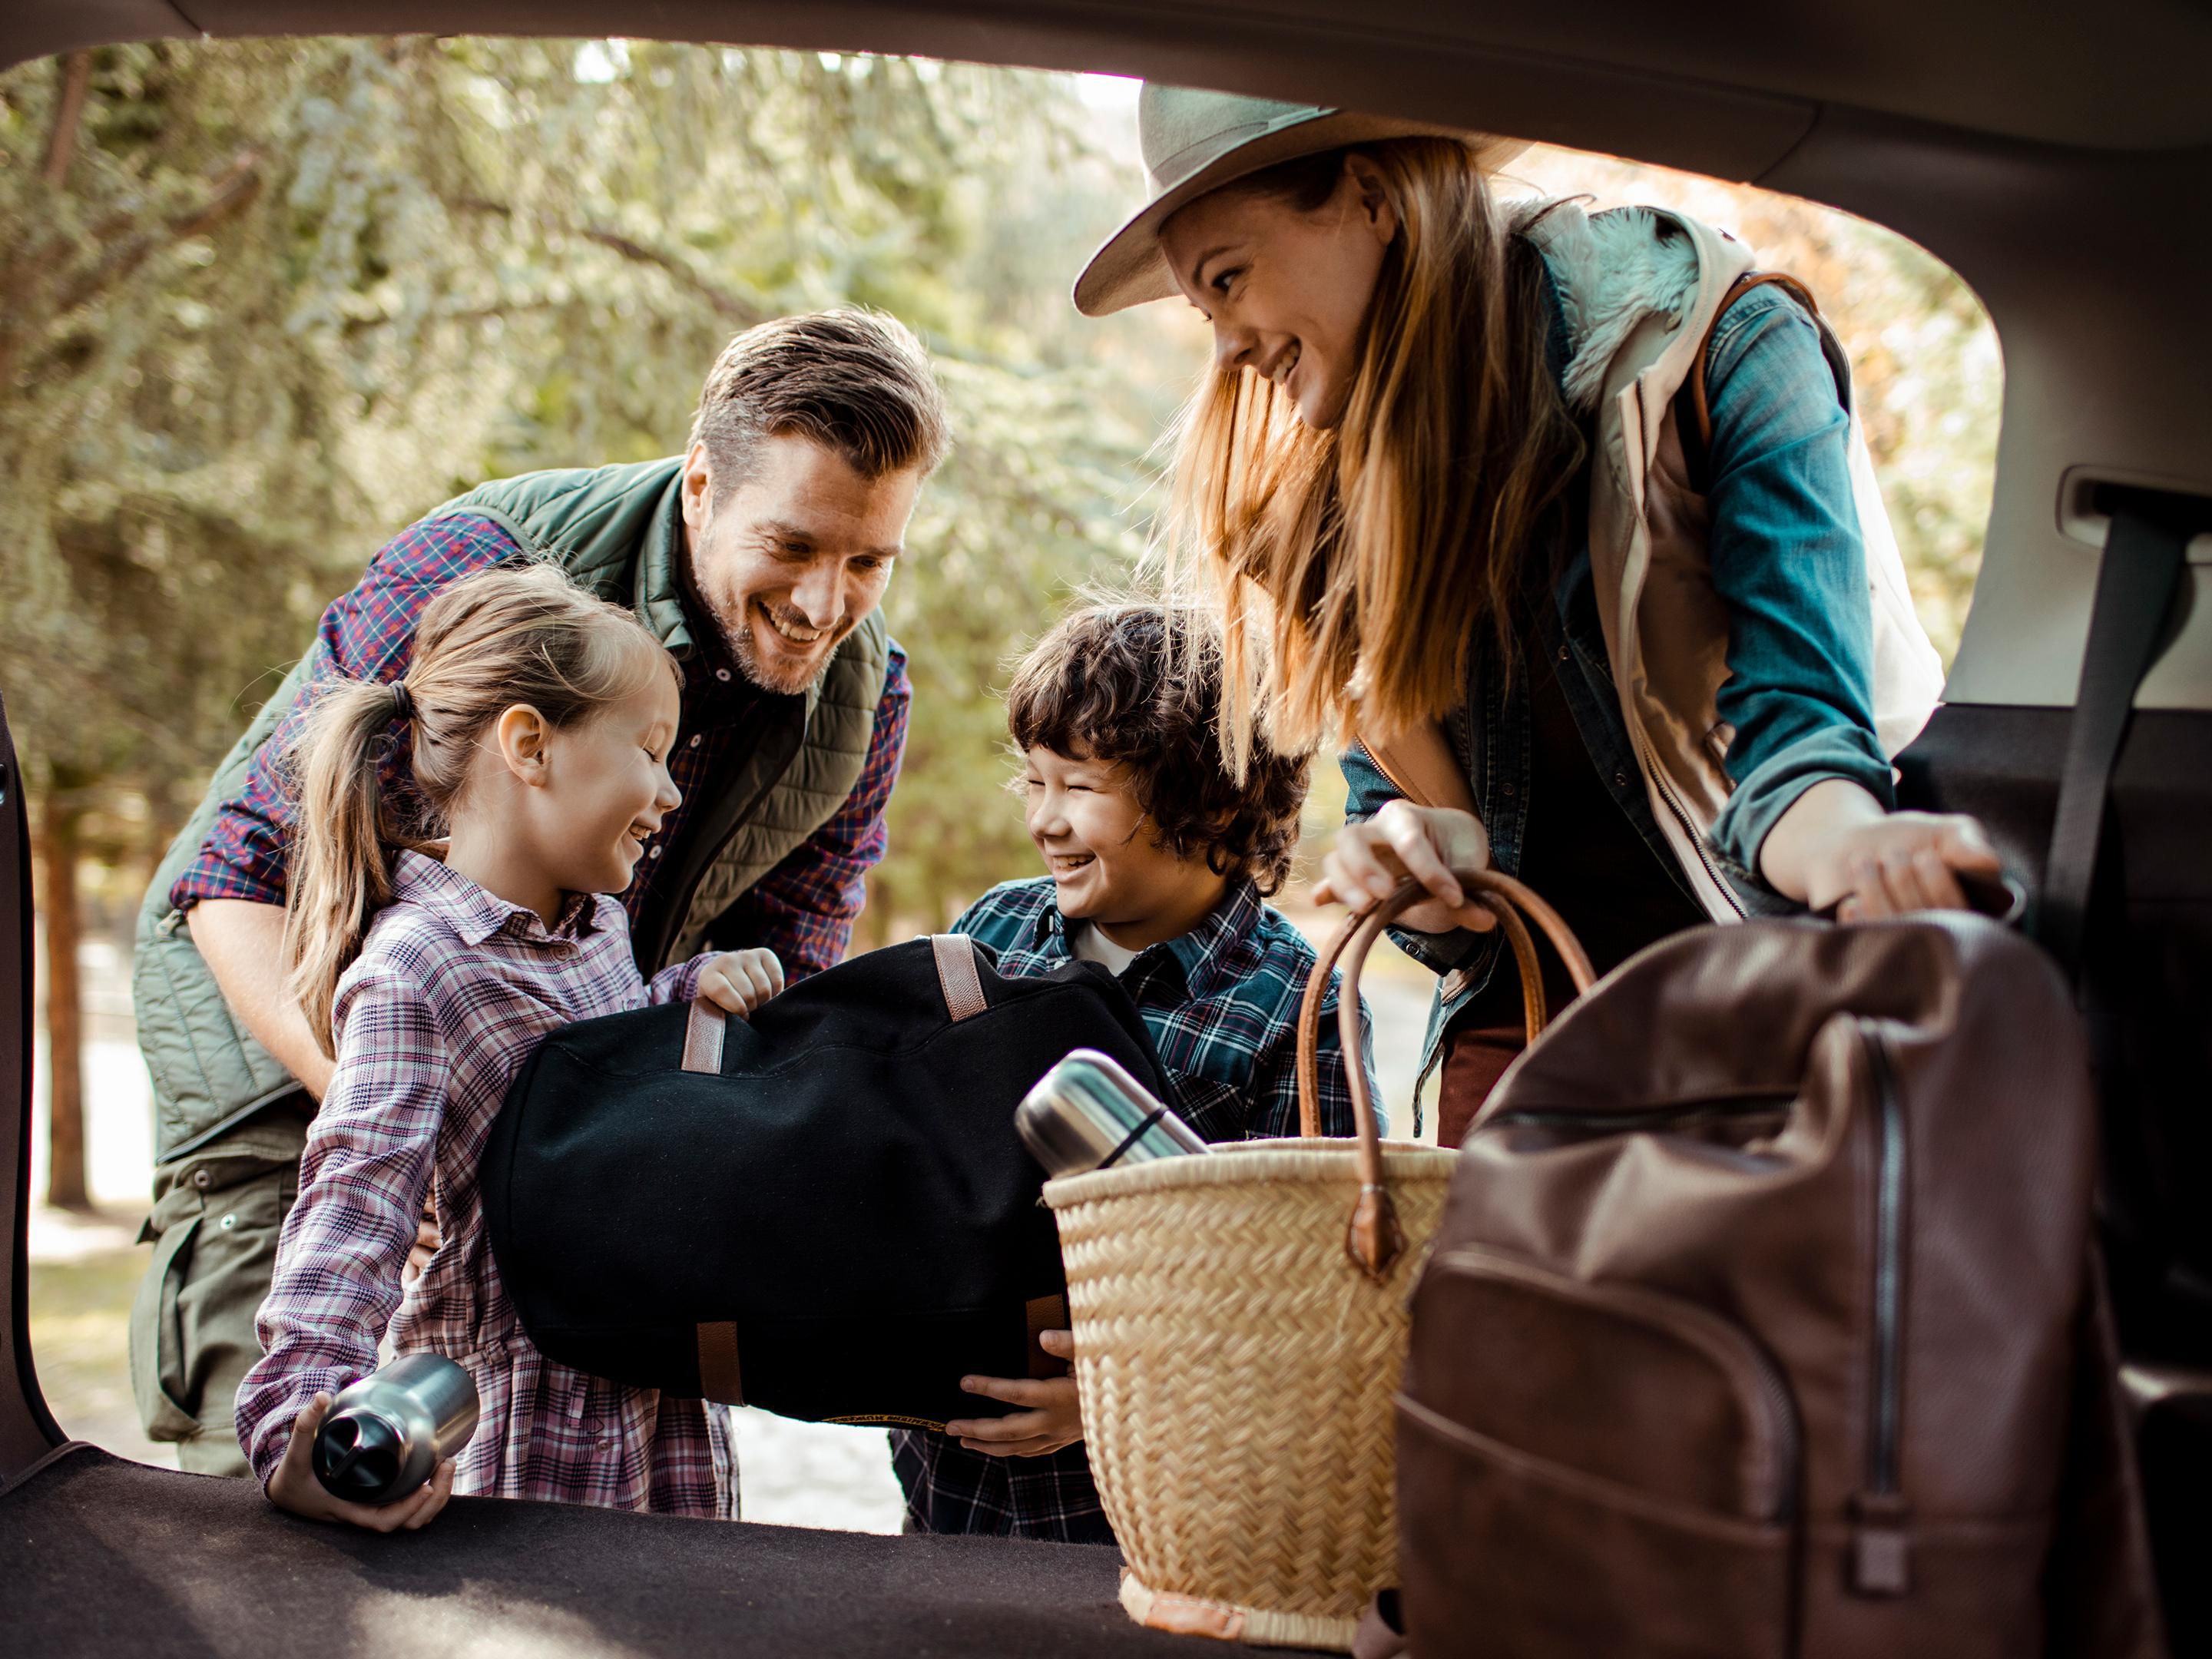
[1628,724,1746,920]
[1849,1025,1912,1595]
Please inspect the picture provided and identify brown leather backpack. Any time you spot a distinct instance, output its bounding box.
[1367,881,2164,1657]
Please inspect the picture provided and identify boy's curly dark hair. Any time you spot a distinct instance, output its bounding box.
[1006,604,1310,896]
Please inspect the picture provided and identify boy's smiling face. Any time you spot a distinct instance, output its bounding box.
[1021,744,1230,951]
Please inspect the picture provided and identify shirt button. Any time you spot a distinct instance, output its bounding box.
[192,1169,212,1190]
[715,669,731,682]
[688,734,701,748]
[648,846,663,859]
[219,1213,237,1230]
[1558,644,1571,662]
[1614,771,1631,788]
[1501,781,1516,797]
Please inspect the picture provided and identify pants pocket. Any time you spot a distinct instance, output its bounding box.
[1397,1394,1794,1658]
[129,1212,207,1442]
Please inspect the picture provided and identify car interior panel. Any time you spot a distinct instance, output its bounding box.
[5,3,2209,1651]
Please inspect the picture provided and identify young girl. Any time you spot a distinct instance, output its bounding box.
[233,564,784,1532]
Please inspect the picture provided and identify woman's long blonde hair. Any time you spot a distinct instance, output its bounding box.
[282,563,674,1055]
[1161,138,1586,772]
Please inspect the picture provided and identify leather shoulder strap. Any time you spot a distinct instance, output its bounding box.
[1680,271,1823,488]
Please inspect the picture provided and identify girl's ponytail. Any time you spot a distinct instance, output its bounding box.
[283,677,415,1057]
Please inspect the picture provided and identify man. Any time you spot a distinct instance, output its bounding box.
[128,310,947,1473]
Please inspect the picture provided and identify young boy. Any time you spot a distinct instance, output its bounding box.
[891,601,1378,1544]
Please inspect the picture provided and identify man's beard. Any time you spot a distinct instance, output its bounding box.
[717,599,846,697]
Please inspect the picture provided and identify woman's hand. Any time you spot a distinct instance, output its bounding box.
[944,1330,1083,1458]
[265,1391,455,1531]
[1762,779,2003,921]
[1313,802,1495,935]
[698,948,786,1017]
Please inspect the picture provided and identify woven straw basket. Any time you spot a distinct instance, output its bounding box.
[1046,870,1593,1650]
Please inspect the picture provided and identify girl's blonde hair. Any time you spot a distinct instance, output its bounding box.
[283,563,676,1055]
[1161,139,1586,773]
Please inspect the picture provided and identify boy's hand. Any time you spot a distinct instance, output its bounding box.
[944,1330,1083,1458]
[266,1390,455,1532]
[698,948,786,1017]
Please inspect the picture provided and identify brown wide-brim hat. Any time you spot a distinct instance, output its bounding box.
[1073,84,1528,317]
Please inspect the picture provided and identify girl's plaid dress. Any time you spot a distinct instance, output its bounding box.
[236,852,734,1516]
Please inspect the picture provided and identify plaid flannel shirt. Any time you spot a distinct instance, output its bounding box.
[891,875,1377,1541]
[171,512,909,979]
[236,853,736,1515]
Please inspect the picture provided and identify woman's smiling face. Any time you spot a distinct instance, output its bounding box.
[1157,154,1399,430]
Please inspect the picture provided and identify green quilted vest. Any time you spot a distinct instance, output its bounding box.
[133,457,888,1161]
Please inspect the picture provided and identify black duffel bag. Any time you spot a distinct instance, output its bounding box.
[482,933,1167,1429]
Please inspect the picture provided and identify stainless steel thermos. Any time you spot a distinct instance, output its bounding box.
[1015,1048,1210,1177]
[313,1353,481,1505]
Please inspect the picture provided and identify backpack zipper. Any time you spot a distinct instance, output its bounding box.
[1849,1025,1912,1595]
[1487,1098,1792,1137]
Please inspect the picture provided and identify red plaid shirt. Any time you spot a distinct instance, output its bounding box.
[171,512,909,979]
[237,853,734,1515]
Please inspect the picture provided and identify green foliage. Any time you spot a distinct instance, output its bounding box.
[0,40,1184,925]
[0,45,2002,945]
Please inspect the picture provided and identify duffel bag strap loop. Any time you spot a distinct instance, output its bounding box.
[695,1320,743,1404]
[680,999,727,1074]
[1297,869,1595,1279]
[929,932,988,1021]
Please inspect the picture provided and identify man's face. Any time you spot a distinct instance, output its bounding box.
[679,432,923,695]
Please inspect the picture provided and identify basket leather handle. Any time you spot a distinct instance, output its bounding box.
[1296,869,1596,1279]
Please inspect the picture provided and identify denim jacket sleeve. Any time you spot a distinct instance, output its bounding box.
[1700,283,1897,880]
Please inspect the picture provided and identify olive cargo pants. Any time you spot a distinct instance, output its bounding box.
[128,1110,306,1475]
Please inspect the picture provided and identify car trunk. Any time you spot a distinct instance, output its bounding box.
[5,4,2212,1652]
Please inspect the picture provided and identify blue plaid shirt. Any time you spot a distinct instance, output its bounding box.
[892,874,1378,1542]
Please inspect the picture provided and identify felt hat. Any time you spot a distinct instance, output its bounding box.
[1073,84,1527,316]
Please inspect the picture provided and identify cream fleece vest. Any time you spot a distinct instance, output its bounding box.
[1366,206,1943,923]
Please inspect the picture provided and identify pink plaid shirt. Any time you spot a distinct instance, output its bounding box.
[236,852,734,1517]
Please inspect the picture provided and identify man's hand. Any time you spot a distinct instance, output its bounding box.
[1312,802,1495,935]
[697,948,786,1017]
[943,1330,1083,1458]
[265,1391,455,1531]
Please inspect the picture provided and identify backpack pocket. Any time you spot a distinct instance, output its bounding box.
[1397,1246,1801,1657]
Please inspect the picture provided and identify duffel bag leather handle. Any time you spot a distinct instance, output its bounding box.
[1296,869,1596,1280]
[679,933,989,1075]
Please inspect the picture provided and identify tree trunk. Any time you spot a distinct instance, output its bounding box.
[38,797,89,1211]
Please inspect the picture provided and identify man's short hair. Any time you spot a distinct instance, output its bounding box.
[1007,604,1311,895]
[689,310,950,492]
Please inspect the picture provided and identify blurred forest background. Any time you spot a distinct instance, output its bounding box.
[1,38,2000,1214]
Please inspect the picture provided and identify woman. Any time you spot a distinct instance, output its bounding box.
[1075,85,2002,1138]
